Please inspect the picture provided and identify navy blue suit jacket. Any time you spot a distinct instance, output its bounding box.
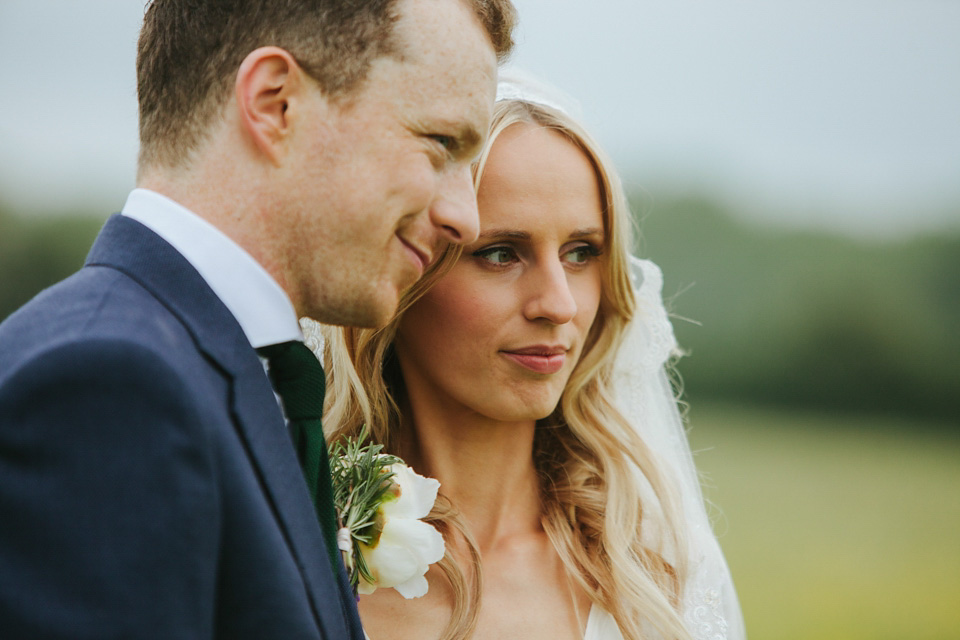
[0,215,364,639]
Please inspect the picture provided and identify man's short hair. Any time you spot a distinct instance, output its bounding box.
[136,0,516,170]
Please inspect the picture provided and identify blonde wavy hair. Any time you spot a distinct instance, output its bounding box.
[320,99,691,640]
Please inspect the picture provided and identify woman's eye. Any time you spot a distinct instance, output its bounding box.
[474,246,516,265]
[564,244,601,265]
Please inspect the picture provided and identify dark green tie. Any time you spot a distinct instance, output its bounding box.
[258,341,340,570]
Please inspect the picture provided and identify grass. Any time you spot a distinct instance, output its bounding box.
[685,403,960,640]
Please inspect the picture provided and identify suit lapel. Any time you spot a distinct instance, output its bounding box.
[230,357,351,640]
[86,215,358,639]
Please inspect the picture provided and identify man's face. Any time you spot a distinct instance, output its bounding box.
[284,0,497,328]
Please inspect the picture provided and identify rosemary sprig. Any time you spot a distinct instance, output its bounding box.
[328,427,401,592]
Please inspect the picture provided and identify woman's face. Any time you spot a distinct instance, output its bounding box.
[394,123,605,423]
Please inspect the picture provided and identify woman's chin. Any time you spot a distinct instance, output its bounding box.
[482,394,561,424]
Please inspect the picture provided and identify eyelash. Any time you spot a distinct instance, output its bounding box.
[433,135,453,148]
[472,243,603,268]
[566,244,602,264]
[429,135,457,156]
[473,246,516,265]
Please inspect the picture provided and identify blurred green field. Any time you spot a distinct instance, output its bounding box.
[688,403,960,640]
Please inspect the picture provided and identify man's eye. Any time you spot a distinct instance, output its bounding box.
[431,135,455,150]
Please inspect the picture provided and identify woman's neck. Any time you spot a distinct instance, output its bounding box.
[398,398,543,551]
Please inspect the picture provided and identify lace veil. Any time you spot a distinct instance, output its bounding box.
[617,258,745,639]
[498,68,745,639]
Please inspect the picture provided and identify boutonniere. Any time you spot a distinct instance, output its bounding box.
[329,430,444,598]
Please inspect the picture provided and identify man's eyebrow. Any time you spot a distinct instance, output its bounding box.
[452,122,482,154]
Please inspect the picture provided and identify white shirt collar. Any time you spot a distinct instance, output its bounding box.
[121,188,302,349]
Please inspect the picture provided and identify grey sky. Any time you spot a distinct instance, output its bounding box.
[1,0,958,237]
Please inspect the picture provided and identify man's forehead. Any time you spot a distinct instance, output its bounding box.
[389,0,495,63]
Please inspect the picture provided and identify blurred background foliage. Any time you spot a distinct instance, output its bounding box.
[632,193,960,424]
[1,205,106,322]
[2,195,958,637]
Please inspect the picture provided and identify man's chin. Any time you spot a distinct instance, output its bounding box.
[301,292,399,329]
[362,303,400,330]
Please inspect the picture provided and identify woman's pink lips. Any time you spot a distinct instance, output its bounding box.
[502,351,567,374]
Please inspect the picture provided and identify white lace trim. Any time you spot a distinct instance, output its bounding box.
[300,317,325,363]
[685,587,729,640]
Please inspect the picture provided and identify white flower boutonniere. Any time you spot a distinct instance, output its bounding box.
[329,431,445,598]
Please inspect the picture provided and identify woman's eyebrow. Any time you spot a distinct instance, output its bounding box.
[476,228,605,240]
[476,229,530,240]
[569,227,604,239]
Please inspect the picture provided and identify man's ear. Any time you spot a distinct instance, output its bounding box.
[235,46,309,165]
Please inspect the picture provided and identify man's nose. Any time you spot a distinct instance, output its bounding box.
[429,166,480,245]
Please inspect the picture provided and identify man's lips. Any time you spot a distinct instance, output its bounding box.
[501,346,568,374]
[399,237,432,275]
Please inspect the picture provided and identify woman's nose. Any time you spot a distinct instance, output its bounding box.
[523,260,578,325]
[429,166,480,245]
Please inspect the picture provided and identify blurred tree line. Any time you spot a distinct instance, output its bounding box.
[634,194,959,424]
[2,198,957,423]
[1,206,106,322]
